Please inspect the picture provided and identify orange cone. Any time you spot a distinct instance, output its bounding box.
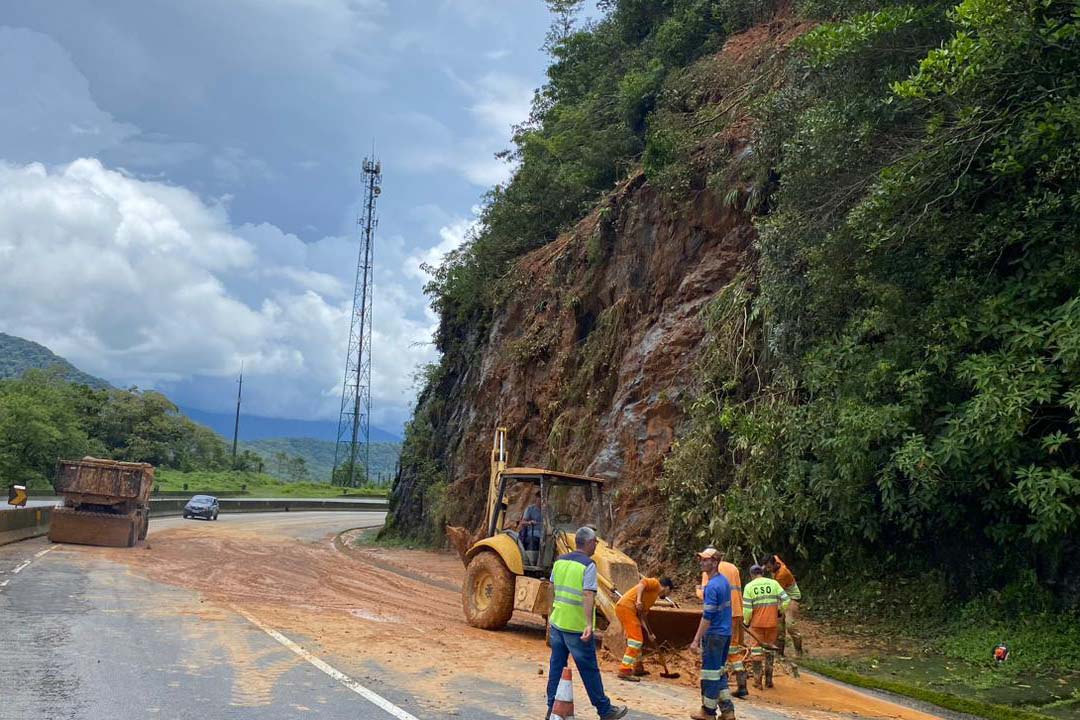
[550,667,575,720]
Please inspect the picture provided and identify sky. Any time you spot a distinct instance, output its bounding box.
[0,0,558,434]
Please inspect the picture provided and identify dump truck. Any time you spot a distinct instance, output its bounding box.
[448,428,701,652]
[49,457,155,548]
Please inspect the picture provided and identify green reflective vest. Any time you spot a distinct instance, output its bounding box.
[550,552,595,633]
[742,576,790,626]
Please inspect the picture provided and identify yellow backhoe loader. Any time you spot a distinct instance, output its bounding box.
[449,428,700,652]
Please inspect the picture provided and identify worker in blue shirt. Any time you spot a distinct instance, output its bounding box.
[689,547,736,720]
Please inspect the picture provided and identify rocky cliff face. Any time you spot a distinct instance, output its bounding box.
[388,17,812,568]
[392,166,756,564]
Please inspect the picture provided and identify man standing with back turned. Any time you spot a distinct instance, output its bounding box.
[547,526,629,720]
[743,564,790,690]
[689,547,736,720]
[763,554,803,656]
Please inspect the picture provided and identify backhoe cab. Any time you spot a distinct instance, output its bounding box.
[453,428,701,651]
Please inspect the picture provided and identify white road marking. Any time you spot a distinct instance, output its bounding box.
[233,606,420,720]
[0,545,55,592]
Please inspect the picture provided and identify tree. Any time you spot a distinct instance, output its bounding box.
[0,370,93,488]
[286,455,309,483]
[332,458,369,487]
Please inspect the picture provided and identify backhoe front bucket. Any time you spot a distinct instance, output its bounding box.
[49,508,136,547]
[645,607,704,649]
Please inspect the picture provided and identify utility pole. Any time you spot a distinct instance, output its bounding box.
[333,156,381,487]
[232,361,244,462]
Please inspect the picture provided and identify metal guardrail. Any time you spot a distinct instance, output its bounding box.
[0,498,387,545]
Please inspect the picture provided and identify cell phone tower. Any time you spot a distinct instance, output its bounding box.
[332,157,382,487]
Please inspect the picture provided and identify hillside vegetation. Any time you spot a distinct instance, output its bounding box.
[0,332,111,389]
[0,369,264,490]
[241,437,400,485]
[153,469,387,498]
[398,0,1080,607]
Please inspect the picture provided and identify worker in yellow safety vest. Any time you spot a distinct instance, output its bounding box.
[615,576,674,681]
[763,554,803,656]
[546,526,629,720]
[742,564,789,690]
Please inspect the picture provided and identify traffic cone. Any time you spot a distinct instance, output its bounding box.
[549,667,575,720]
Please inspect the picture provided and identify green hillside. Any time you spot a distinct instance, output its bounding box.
[241,437,400,485]
[0,333,111,389]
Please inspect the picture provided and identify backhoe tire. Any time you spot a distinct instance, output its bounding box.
[463,551,515,630]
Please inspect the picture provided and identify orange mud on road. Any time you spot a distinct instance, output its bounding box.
[83,516,941,720]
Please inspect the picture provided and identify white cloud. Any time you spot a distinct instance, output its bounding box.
[0,158,440,429]
[403,215,478,281]
[405,69,535,187]
[462,71,535,133]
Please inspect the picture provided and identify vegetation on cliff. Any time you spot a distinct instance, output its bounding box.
[662,0,1080,599]
[395,0,1080,614]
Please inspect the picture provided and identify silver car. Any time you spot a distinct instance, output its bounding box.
[183,495,219,520]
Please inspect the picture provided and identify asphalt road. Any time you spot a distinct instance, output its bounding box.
[0,513,863,720]
[0,512,444,720]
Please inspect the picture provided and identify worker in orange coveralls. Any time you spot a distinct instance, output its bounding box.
[615,576,674,681]
[763,554,803,657]
[696,549,749,698]
[743,564,789,690]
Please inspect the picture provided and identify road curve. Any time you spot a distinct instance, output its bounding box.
[0,512,435,720]
[0,512,932,720]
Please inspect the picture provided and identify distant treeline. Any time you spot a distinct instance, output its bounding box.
[0,369,263,489]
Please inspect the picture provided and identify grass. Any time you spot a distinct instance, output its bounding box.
[801,658,1056,720]
[153,469,388,498]
[351,525,434,550]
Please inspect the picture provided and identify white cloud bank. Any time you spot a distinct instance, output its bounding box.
[0,158,437,428]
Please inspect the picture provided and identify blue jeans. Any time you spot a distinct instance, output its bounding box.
[700,634,733,716]
[547,626,613,717]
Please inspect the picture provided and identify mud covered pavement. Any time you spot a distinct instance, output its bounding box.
[1,513,944,719]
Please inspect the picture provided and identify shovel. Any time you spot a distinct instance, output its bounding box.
[643,620,681,679]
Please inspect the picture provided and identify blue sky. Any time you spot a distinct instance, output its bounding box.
[0,1,558,432]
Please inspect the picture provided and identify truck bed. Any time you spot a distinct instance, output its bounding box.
[54,458,155,503]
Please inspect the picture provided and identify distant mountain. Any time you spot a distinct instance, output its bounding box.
[178,405,401,443]
[0,332,111,389]
[241,437,400,484]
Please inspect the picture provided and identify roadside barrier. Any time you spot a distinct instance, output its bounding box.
[0,498,387,545]
[0,507,52,546]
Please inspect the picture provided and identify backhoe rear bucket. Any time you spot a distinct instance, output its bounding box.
[49,508,136,547]
[645,607,704,649]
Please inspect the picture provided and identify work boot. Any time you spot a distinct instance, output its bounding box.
[793,635,804,657]
[689,709,716,720]
[617,672,640,683]
[752,666,764,691]
[633,663,650,677]
[733,670,749,698]
[764,655,775,689]
[776,637,786,658]
[720,701,737,720]
[600,706,628,720]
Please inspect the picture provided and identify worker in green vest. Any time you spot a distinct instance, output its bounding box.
[742,564,790,690]
[546,526,629,720]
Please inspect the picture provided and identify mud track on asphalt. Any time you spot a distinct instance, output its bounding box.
[77,520,945,720]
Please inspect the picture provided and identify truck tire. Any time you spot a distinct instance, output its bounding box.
[138,511,149,540]
[126,519,137,547]
[463,551,515,630]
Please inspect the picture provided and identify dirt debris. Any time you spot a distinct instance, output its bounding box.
[85,521,945,720]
